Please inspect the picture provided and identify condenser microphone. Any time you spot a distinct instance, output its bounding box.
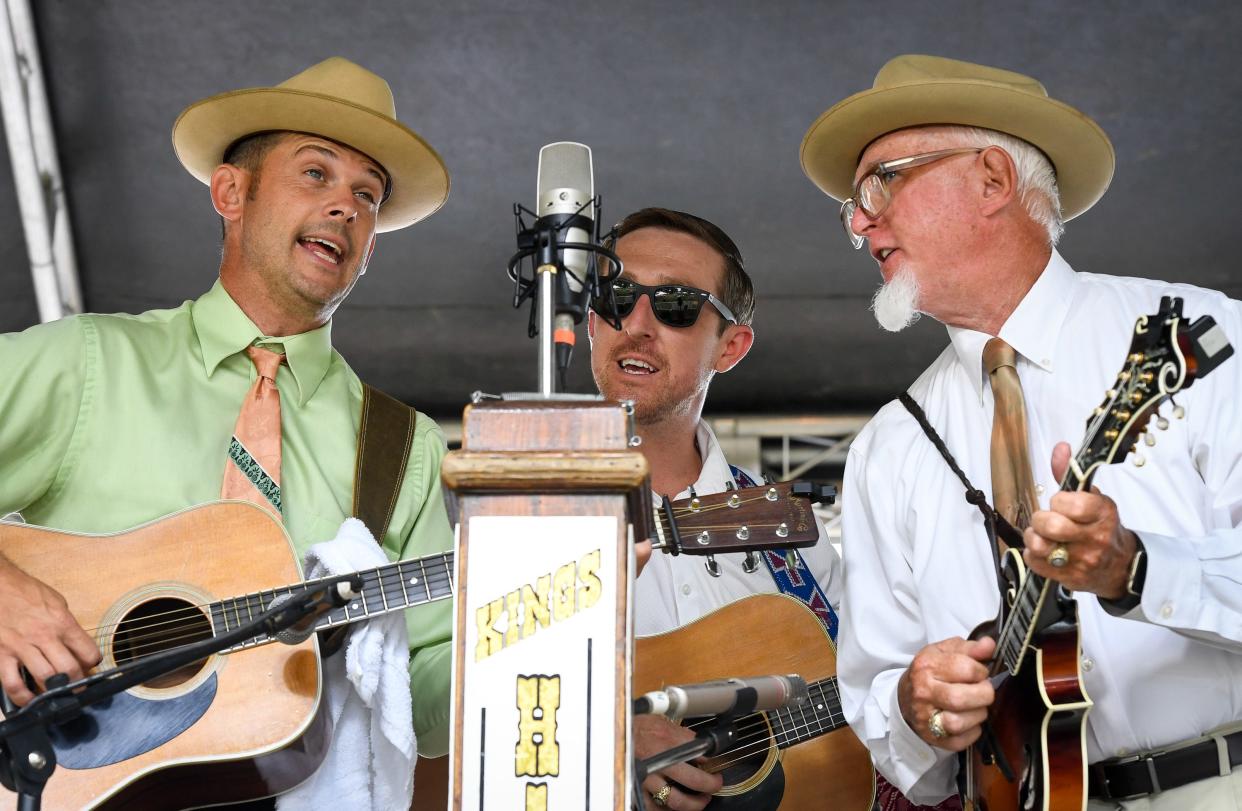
[536,142,594,379]
[634,675,809,722]
[269,576,362,646]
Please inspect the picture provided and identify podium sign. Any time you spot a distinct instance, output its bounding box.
[445,401,647,811]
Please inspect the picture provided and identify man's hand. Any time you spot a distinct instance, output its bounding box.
[634,713,723,811]
[1022,442,1139,599]
[0,553,100,705]
[898,636,996,752]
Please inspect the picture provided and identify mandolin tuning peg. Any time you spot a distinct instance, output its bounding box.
[1144,432,1156,447]
[704,555,721,578]
[1133,454,1146,467]
[742,552,759,573]
[1173,405,1185,420]
[1156,416,1169,431]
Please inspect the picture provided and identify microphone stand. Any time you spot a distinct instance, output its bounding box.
[631,690,762,805]
[0,575,361,811]
[507,197,623,396]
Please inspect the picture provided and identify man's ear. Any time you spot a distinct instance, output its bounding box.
[210,164,248,223]
[713,324,754,373]
[979,146,1018,217]
[586,309,597,343]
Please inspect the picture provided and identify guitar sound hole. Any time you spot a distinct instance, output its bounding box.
[700,714,774,790]
[113,597,214,688]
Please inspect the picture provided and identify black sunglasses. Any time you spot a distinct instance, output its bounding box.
[591,278,737,328]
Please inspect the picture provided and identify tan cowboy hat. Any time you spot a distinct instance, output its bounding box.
[800,54,1114,221]
[172,57,449,232]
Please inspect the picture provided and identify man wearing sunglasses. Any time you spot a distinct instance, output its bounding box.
[801,55,1242,809]
[587,207,843,810]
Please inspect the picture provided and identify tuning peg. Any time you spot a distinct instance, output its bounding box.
[1156,416,1169,431]
[1144,432,1156,447]
[704,555,721,578]
[742,552,759,573]
[1133,454,1146,468]
[1174,405,1186,419]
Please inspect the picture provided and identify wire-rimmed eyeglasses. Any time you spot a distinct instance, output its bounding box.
[840,148,983,249]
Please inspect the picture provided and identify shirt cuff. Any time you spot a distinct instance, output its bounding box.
[1135,530,1201,627]
[885,679,945,794]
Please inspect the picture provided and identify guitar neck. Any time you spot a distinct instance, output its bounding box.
[768,674,847,748]
[210,551,457,650]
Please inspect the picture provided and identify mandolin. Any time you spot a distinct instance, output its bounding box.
[961,296,1234,811]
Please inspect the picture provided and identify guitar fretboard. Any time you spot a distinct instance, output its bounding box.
[769,675,846,748]
[208,551,456,651]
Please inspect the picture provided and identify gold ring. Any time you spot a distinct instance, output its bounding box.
[1047,543,1070,568]
[652,783,673,806]
[929,709,947,739]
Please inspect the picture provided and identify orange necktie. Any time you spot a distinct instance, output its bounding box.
[222,345,285,519]
[984,337,1039,533]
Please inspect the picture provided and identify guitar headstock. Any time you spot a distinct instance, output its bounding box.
[1068,296,1234,490]
[651,481,831,556]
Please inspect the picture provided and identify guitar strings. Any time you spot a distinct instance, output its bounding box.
[76,563,454,659]
[672,688,849,773]
[87,570,457,660]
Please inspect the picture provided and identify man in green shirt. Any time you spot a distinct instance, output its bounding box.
[0,55,456,771]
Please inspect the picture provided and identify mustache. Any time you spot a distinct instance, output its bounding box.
[607,338,667,369]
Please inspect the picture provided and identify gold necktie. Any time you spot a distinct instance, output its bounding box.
[983,337,1038,533]
[221,345,285,520]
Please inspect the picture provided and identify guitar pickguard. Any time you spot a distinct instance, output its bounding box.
[50,675,217,769]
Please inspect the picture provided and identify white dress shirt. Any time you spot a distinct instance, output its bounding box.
[838,250,1242,803]
[634,421,843,637]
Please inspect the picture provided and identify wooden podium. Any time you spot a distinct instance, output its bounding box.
[441,398,648,811]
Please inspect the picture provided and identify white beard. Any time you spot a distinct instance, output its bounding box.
[871,268,922,332]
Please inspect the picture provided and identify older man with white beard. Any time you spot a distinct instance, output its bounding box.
[800,55,1242,810]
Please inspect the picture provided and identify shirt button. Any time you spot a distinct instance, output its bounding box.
[1041,358,1052,367]
[1160,601,1174,619]
[680,584,692,596]
[1036,484,1045,496]
[1081,656,1094,672]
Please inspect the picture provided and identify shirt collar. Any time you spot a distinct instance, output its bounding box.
[946,249,1077,403]
[191,280,334,406]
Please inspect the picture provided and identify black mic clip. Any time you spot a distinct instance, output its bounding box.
[507,196,624,338]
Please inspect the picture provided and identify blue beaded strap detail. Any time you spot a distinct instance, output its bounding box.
[729,464,838,643]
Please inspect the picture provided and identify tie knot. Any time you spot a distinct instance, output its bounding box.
[246,345,285,380]
[983,337,1017,375]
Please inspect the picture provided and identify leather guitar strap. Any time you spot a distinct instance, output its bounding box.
[320,383,416,657]
[352,384,417,544]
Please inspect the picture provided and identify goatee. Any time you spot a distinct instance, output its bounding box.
[871,268,922,332]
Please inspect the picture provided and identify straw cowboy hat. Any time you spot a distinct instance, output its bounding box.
[800,54,1114,221]
[172,57,449,232]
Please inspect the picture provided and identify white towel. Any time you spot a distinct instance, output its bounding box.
[277,518,417,811]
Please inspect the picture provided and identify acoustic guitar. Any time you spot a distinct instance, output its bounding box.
[961,296,1234,811]
[0,481,824,810]
[634,593,875,810]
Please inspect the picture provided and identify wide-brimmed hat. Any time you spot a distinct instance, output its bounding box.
[800,54,1114,221]
[172,57,449,232]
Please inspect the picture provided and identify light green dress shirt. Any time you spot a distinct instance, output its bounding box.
[0,280,454,756]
